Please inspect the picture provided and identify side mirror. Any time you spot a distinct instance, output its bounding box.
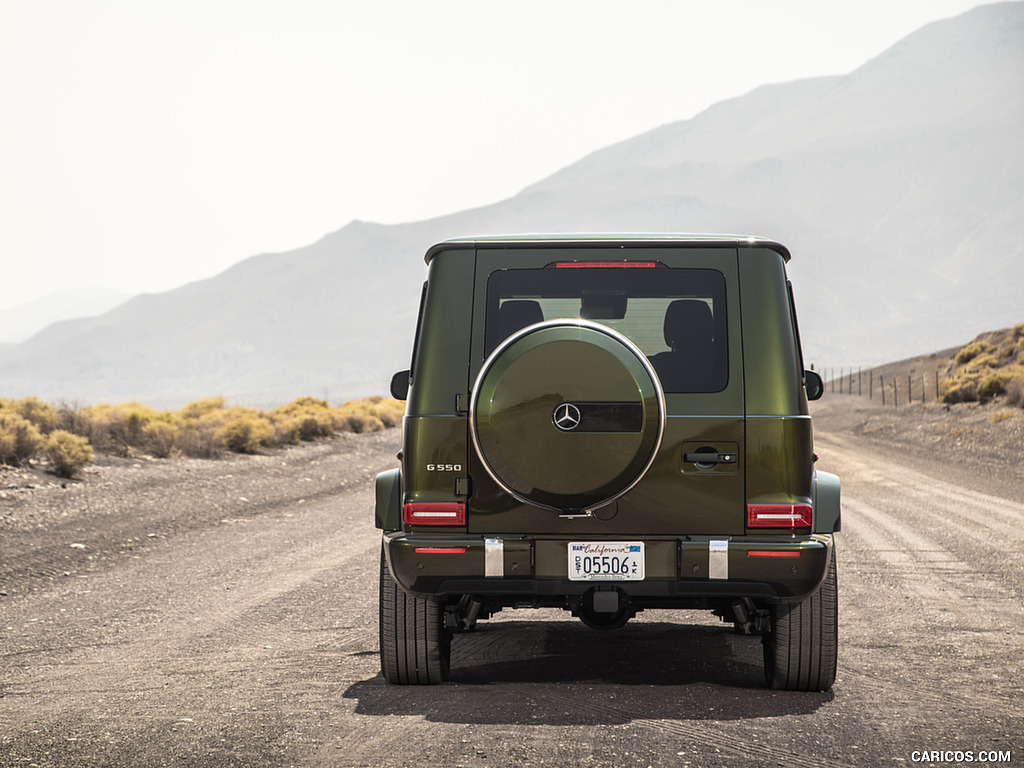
[804,370,824,401]
[390,370,410,401]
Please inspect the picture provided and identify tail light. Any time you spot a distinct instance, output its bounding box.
[403,502,466,526]
[747,550,801,558]
[747,503,812,529]
[555,261,657,268]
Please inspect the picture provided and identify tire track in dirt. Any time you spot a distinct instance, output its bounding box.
[816,432,1024,593]
[1,485,383,735]
[816,432,1024,721]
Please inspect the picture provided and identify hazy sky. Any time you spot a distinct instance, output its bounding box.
[0,0,992,311]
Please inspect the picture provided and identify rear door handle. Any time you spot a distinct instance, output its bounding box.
[684,452,737,465]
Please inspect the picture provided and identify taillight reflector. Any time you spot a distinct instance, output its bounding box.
[555,261,657,269]
[747,550,801,558]
[403,502,466,526]
[414,547,467,554]
[746,503,812,529]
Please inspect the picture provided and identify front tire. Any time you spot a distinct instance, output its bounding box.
[379,547,451,684]
[763,549,838,691]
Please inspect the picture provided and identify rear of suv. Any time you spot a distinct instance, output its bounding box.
[377,235,839,691]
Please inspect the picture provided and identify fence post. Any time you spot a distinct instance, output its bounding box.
[880,376,885,406]
[893,378,898,407]
[869,373,873,400]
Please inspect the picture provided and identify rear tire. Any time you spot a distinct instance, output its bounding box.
[379,548,451,684]
[763,549,837,691]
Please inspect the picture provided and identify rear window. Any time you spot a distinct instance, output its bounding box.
[485,266,728,393]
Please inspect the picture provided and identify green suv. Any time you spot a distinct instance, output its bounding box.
[377,235,839,691]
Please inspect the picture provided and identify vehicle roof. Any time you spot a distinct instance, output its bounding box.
[424,233,791,264]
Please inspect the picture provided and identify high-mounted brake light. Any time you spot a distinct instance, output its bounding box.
[555,261,657,269]
[414,547,467,554]
[403,502,466,526]
[746,503,812,529]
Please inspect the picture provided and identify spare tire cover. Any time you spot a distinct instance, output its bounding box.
[471,319,665,513]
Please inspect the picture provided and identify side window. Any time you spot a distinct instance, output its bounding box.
[485,267,728,393]
[408,281,428,384]
[786,280,806,376]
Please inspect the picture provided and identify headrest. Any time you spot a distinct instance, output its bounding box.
[498,300,544,339]
[664,299,713,350]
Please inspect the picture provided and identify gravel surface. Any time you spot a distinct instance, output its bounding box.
[1,430,400,595]
[1,405,1022,768]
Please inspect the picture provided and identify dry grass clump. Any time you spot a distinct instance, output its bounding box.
[44,430,95,477]
[0,394,404,470]
[215,412,274,454]
[942,324,1024,406]
[0,397,96,476]
[78,402,177,457]
[0,411,44,466]
[271,397,339,443]
[955,340,995,366]
[334,395,405,434]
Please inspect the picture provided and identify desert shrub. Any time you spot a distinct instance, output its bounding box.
[54,399,90,435]
[177,397,227,421]
[294,413,334,440]
[275,396,329,413]
[44,430,95,477]
[173,399,237,457]
[341,412,383,434]
[335,399,386,434]
[991,411,1014,424]
[977,372,1010,402]
[369,398,405,428]
[967,353,999,370]
[271,397,336,441]
[1006,376,1024,408]
[270,416,305,445]
[942,378,978,404]
[215,414,274,453]
[175,423,223,458]
[0,412,44,465]
[9,396,60,434]
[80,402,166,456]
[142,420,179,458]
[955,341,994,366]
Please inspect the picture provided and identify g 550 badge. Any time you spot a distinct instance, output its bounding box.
[426,463,462,472]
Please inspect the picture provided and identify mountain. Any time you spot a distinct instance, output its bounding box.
[0,288,132,344]
[2,2,1022,407]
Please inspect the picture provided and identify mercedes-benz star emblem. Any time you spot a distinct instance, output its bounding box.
[553,403,582,431]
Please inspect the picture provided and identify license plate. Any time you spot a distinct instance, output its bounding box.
[568,542,645,581]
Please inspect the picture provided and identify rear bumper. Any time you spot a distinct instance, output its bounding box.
[383,532,833,605]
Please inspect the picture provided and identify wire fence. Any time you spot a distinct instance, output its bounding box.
[821,366,943,407]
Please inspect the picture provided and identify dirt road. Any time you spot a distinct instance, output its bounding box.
[1,407,1022,767]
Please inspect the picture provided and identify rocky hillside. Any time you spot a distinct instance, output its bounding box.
[2,3,1022,407]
